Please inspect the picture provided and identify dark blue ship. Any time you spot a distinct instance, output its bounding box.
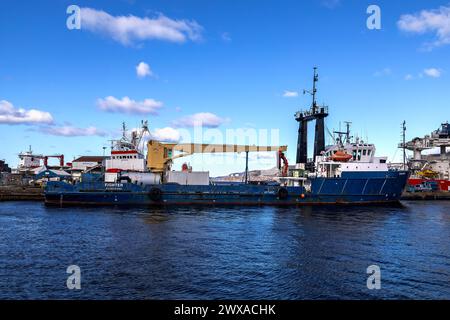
[45,170,408,206]
[44,69,409,206]
[44,123,409,206]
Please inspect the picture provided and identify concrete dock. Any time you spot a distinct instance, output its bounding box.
[0,186,44,201]
[401,191,450,201]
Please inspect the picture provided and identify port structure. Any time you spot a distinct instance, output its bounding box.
[399,122,450,176]
[42,154,64,167]
[295,67,329,166]
[18,145,65,170]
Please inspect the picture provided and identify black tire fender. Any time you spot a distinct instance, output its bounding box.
[149,187,162,202]
[119,176,132,183]
[278,187,288,200]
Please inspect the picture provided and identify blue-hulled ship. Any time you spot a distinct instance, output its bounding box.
[45,170,408,206]
[44,69,409,206]
[44,123,408,206]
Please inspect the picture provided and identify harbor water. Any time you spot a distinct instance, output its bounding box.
[1,201,450,299]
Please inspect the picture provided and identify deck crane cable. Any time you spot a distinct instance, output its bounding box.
[325,125,335,144]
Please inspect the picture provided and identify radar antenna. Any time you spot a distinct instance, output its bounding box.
[303,66,319,112]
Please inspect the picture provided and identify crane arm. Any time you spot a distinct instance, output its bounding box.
[171,143,287,154]
[147,139,287,173]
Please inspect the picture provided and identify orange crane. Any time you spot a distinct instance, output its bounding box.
[147,140,288,177]
[278,149,289,177]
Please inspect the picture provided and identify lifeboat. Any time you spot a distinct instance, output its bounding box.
[331,150,352,162]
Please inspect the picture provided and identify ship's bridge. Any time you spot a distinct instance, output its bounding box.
[106,150,146,172]
[323,142,378,163]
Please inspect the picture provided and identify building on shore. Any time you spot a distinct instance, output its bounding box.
[70,156,108,180]
[33,169,71,185]
[0,160,11,173]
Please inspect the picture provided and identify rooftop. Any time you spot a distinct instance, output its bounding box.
[73,156,108,163]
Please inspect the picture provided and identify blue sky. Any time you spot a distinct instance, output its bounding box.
[1,0,449,176]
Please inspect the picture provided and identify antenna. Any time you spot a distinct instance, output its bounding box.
[312,66,318,110]
[303,66,319,111]
[122,122,127,139]
[344,121,352,143]
[401,121,407,170]
[333,121,352,146]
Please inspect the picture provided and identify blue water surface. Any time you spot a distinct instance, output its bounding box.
[0,201,449,299]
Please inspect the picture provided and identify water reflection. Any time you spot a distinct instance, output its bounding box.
[0,201,449,299]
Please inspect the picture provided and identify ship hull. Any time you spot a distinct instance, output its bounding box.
[44,171,409,206]
[407,178,450,192]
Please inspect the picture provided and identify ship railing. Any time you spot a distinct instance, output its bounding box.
[295,106,329,119]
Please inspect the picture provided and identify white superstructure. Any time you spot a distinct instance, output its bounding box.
[106,150,146,172]
[104,121,212,185]
[314,127,389,178]
[18,146,42,171]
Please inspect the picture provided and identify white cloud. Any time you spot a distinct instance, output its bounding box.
[373,68,392,77]
[172,112,228,128]
[39,125,107,137]
[221,32,232,42]
[423,68,442,78]
[136,62,153,78]
[256,152,276,160]
[282,90,299,98]
[404,68,442,80]
[151,127,181,142]
[398,5,450,49]
[97,96,163,114]
[80,7,203,46]
[0,100,53,125]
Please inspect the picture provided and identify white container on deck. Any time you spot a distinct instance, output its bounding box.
[166,171,210,185]
[121,172,161,185]
[105,172,118,183]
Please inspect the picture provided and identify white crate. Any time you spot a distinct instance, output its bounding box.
[166,171,210,185]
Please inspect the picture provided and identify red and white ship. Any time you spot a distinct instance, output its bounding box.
[17,146,43,171]
[104,121,161,184]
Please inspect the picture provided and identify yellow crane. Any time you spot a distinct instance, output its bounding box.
[146,140,288,177]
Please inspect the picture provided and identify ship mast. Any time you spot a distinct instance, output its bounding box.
[402,121,407,170]
[122,122,127,140]
[304,67,319,111]
[295,67,329,168]
[135,120,150,154]
[311,67,318,112]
